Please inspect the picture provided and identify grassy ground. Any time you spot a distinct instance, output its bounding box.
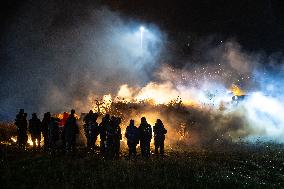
[1,143,284,189]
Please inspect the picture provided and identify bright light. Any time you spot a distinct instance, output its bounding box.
[139,26,145,50]
[139,26,145,32]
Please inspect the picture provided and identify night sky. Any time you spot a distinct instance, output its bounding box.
[104,0,284,52]
[1,0,284,53]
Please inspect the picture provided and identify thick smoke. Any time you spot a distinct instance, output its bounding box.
[115,40,284,144]
[0,3,164,119]
[1,2,284,144]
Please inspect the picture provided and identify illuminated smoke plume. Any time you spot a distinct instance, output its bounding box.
[0,3,165,119]
[1,2,284,145]
[113,41,284,144]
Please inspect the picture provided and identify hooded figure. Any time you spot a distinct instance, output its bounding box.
[125,120,139,158]
[153,119,167,155]
[139,117,152,158]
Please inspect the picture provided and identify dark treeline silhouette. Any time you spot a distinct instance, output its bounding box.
[14,109,167,159]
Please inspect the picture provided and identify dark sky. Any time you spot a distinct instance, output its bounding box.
[103,0,284,52]
[1,0,283,52]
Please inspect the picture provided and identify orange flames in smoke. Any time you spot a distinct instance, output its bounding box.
[231,84,245,96]
[6,84,246,148]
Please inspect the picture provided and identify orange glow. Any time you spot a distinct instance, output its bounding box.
[231,84,245,96]
[55,112,80,126]
[91,94,112,114]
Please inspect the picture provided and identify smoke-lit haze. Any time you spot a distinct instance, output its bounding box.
[0,3,164,118]
[1,2,284,144]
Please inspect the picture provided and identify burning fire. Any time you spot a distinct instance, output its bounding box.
[231,84,245,96]
[4,83,249,148]
[10,135,43,147]
[115,83,200,107]
[91,94,113,114]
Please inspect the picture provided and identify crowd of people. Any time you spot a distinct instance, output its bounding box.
[14,109,167,159]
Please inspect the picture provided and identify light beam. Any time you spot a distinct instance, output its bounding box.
[140,26,145,50]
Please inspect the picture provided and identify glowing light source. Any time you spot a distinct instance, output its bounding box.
[139,26,145,32]
[139,26,145,50]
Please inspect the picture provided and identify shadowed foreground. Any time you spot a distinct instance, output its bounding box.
[1,144,284,189]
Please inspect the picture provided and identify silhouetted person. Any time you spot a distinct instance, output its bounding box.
[99,114,110,155]
[83,110,99,150]
[23,113,28,146]
[60,112,69,150]
[153,119,167,156]
[106,116,117,159]
[64,109,78,152]
[113,117,122,159]
[125,120,139,159]
[139,117,152,158]
[15,109,28,149]
[41,112,51,151]
[48,117,60,154]
[29,113,41,149]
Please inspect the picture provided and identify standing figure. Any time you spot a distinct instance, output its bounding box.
[139,117,152,158]
[105,116,117,159]
[83,110,99,150]
[125,120,139,158]
[153,119,167,155]
[29,113,42,149]
[41,112,51,151]
[64,109,78,152]
[48,117,60,153]
[23,113,28,146]
[60,112,69,150]
[113,117,122,159]
[15,109,28,149]
[99,114,110,155]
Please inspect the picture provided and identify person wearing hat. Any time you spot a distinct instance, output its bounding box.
[139,117,152,158]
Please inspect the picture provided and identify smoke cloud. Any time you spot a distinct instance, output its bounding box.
[1,1,284,144]
[0,2,165,119]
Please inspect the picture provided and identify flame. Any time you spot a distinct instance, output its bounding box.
[231,84,245,96]
[135,82,180,105]
[11,136,17,143]
[10,134,44,147]
[115,83,200,107]
[91,94,112,114]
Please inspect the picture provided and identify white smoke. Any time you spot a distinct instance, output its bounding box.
[1,1,284,144]
[0,3,165,118]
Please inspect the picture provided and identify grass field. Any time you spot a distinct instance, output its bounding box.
[1,143,283,189]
